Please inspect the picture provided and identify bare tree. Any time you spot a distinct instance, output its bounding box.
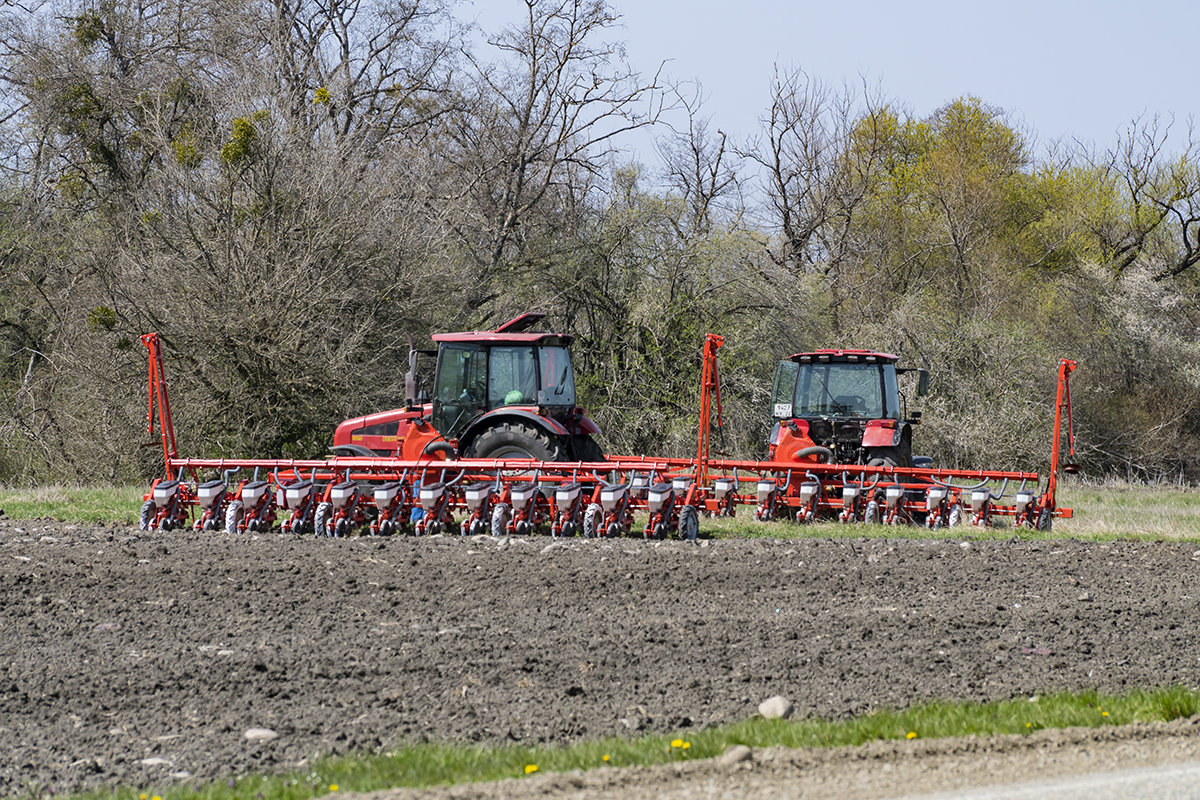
[440,0,670,313]
[256,0,460,151]
[1086,115,1200,281]
[656,83,741,237]
[741,67,892,331]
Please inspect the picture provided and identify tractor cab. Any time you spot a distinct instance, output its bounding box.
[430,333,577,440]
[333,313,603,462]
[769,350,928,466]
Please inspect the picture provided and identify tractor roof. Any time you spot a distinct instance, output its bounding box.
[431,313,574,346]
[788,349,898,363]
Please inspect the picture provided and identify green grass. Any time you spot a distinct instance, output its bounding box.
[38,687,1200,800]
[0,485,144,525]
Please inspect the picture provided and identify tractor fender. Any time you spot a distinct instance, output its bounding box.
[459,409,569,452]
[862,419,904,448]
[567,410,602,436]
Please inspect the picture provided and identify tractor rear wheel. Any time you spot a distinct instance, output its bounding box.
[464,422,567,461]
[867,444,912,468]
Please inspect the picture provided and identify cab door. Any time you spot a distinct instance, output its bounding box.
[431,344,487,438]
[771,360,799,419]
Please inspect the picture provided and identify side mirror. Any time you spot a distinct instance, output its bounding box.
[404,342,419,407]
[917,369,930,397]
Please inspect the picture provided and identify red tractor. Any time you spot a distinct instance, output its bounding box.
[768,349,930,467]
[332,313,605,462]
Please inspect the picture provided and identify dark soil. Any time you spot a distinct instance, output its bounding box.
[3,519,1200,796]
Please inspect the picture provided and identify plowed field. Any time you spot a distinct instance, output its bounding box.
[3,520,1199,796]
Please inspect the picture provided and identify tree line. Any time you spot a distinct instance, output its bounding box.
[2,0,1199,484]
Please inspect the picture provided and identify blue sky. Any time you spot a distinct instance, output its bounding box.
[471,0,1197,161]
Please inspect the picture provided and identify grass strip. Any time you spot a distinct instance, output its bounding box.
[0,486,144,525]
[46,687,1200,800]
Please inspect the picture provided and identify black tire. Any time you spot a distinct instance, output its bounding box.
[866,443,912,468]
[313,502,332,538]
[569,434,606,463]
[331,444,377,457]
[464,422,567,461]
[677,505,699,541]
[139,500,155,531]
[582,503,602,538]
[224,501,243,535]
[491,503,511,537]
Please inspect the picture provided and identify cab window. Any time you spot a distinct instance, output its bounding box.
[432,344,487,436]
[538,346,575,406]
[488,346,538,407]
[771,360,800,418]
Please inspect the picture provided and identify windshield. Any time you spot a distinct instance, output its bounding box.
[538,346,576,406]
[794,362,888,418]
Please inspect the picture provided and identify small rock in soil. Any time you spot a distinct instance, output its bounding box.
[719,744,753,765]
[244,728,278,741]
[758,695,793,720]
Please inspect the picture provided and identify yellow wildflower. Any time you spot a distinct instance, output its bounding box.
[524,764,538,775]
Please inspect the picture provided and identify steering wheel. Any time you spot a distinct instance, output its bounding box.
[833,395,865,414]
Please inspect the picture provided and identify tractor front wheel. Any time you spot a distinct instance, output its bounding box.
[464,422,567,461]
